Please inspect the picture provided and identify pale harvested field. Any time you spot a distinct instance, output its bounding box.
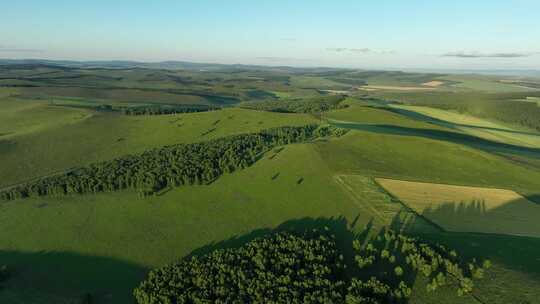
[422,80,444,87]
[376,178,540,238]
[358,85,434,91]
[391,105,540,148]
[334,175,437,233]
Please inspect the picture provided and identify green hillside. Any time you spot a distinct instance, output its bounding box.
[1,65,540,304]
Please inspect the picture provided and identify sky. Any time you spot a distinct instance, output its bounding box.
[1,0,539,69]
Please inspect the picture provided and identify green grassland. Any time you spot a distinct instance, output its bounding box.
[0,64,299,105]
[0,98,91,139]
[439,74,538,92]
[324,103,448,130]
[289,75,351,90]
[319,126,540,196]
[522,96,540,106]
[390,104,540,149]
[2,65,540,304]
[0,107,316,187]
[0,143,364,303]
[2,137,539,303]
[329,70,442,87]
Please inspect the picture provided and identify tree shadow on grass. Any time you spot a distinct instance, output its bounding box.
[407,196,540,280]
[385,106,540,138]
[187,215,373,277]
[0,250,148,304]
[330,121,540,159]
[524,193,540,204]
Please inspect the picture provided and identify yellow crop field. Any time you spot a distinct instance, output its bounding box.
[358,85,434,91]
[376,178,540,238]
[422,81,444,87]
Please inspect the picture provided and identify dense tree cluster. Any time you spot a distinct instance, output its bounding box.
[239,95,348,113]
[80,104,220,115]
[134,230,346,304]
[118,104,220,115]
[54,103,220,116]
[0,125,345,200]
[134,229,488,304]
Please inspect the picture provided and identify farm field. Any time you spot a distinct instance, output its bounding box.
[439,74,538,92]
[333,174,437,233]
[332,176,540,304]
[376,178,540,238]
[358,85,435,91]
[390,104,540,149]
[316,127,540,197]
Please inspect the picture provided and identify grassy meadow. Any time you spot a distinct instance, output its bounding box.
[0,107,316,187]
[390,104,540,149]
[0,143,364,303]
[1,64,540,303]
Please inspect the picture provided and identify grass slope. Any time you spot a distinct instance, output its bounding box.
[0,99,91,139]
[0,143,362,303]
[321,105,540,195]
[391,104,540,149]
[316,130,540,196]
[0,108,316,187]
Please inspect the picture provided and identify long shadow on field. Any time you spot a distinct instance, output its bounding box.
[525,194,540,204]
[392,202,540,304]
[0,250,147,304]
[399,196,540,281]
[386,106,540,137]
[331,121,540,158]
[418,197,540,240]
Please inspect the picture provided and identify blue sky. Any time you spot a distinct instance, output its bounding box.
[1,0,539,69]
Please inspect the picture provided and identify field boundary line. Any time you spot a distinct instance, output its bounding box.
[333,174,387,225]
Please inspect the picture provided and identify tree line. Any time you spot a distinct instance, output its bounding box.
[133,228,489,303]
[239,95,348,114]
[90,104,220,115]
[0,125,346,201]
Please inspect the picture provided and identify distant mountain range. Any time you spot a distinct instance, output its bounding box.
[394,68,540,78]
[0,59,348,74]
[1,58,539,78]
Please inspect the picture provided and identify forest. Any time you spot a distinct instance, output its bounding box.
[239,95,348,113]
[0,125,346,200]
[134,228,488,304]
[57,103,221,115]
[117,104,220,115]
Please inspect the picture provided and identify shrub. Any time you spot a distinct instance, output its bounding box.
[0,265,10,282]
